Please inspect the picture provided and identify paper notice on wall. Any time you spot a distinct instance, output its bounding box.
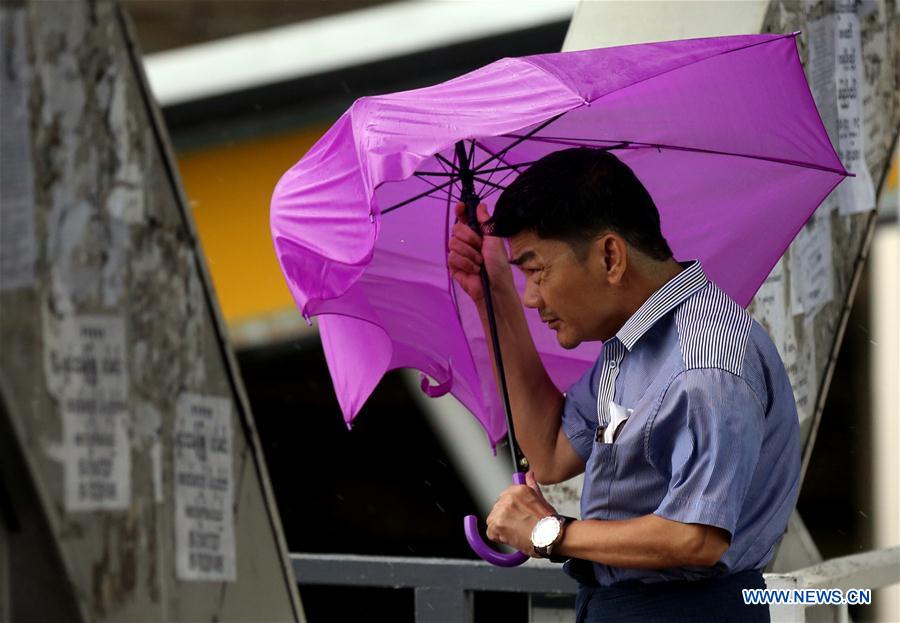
[0,8,37,291]
[834,1,876,215]
[60,399,131,511]
[806,15,842,215]
[752,259,787,350]
[807,15,838,146]
[780,320,817,424]
[43,313,131,510]
[789,214,834,322]
[801,215,834,320]
[174,393,236,582]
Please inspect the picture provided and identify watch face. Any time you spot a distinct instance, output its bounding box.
[533,516,561,548]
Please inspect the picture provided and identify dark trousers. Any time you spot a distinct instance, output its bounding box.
[566,560,770,623]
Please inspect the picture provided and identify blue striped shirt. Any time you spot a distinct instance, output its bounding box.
[561,261,800,586]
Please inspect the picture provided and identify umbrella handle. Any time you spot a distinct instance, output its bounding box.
[463,472,529,567]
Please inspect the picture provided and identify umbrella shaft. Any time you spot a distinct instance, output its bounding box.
[478,263,528,472]
[455,141,527,473]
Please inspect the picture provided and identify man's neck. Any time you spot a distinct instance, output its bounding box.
[615,257,685,331]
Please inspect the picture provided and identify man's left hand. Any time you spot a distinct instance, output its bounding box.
[485,471,558,555]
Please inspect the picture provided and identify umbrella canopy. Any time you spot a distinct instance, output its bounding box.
[271,32,847,449]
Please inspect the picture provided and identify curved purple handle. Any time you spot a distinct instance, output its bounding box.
[464,472,529,567]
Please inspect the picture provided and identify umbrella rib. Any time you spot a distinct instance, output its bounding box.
[474,140,521,199]
[481,170,522,201]
[499,135,849,176]
[415,172,462,202]
[469,139,495,199]
[472,113,565,172]
[435,152,456,178]
[480,178,512,202]
[435,153,460,173]
[472,176,507,192]
[471,160,542,175]
[435,151,464,208]
[443,151,459,298]
[480,142,630,202]
[411,156,544,183]
[482,138,629,200]
[381,179,455,215]
[380,123,843,217]
[410,160,541,183]
[383,150,463,216]
[472,141,527,176]
[471,139,520,199]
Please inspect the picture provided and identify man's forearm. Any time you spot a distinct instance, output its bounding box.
[477,283,564,476]
[554,515,730,569]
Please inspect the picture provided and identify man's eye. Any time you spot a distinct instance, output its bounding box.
[524,267,544,281]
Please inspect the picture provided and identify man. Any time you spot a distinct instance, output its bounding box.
[448,147,800,622]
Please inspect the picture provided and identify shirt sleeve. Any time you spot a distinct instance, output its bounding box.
[560,358,601,463]
[649,368,764,536]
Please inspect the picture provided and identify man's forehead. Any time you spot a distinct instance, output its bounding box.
[507,231,542,264]
[508,231,564,264]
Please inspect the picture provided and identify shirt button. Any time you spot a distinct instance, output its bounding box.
[609,361,617,368]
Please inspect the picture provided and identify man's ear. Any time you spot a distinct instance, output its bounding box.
[597,233,627,284]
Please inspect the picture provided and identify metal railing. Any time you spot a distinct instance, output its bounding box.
[766,547,899,623]
[292,547,899,623]
[291,553,575,622]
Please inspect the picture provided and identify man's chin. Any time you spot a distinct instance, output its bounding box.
[555,330,581,350]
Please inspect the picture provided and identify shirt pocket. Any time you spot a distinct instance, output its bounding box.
[604,422,659,518]
[584,438,618,520]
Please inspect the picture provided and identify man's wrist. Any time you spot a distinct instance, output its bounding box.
[478,285,523,327]
[532,515,576,561]
[553,516,576,561]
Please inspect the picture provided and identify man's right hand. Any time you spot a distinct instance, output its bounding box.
[448,201,515,305]
[447,201,581,485]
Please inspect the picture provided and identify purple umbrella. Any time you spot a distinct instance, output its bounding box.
[270,32,848,565]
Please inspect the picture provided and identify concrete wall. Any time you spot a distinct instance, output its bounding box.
[0,1,302,620]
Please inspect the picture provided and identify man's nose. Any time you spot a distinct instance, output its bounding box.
[522,280,542,309]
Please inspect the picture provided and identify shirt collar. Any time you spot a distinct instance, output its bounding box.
[613,260,708,352]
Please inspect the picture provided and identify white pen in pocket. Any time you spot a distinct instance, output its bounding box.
[602,401,633,444]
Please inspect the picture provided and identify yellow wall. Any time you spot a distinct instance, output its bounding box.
[177,124,329,324]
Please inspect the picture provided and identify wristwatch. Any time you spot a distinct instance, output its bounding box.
[531,514,574,561]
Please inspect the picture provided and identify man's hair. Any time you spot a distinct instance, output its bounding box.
[485,147,673,261]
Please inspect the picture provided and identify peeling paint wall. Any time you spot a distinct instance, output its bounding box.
[0,1,302,621]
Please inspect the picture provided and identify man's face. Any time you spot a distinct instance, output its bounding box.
[507,230,621,348]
